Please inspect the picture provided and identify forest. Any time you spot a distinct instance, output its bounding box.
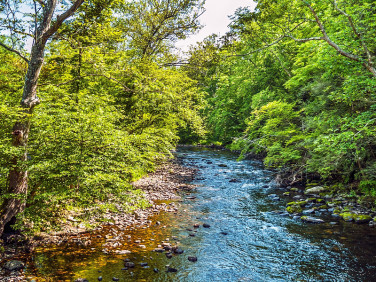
[0,0,376,239]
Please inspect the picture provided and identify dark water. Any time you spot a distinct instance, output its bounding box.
[25,147,376,281]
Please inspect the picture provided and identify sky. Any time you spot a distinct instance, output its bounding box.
[175,0,257,52]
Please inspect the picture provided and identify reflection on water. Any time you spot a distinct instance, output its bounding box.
[25,147,376,281]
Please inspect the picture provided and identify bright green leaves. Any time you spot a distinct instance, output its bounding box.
[235,101,304,167]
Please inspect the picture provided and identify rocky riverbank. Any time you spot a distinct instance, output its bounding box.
[270,184,376,226]
[0,158,197,281]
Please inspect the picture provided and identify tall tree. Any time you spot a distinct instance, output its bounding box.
[0,0,84,236]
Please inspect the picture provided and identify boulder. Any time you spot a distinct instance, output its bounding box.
[3,260,25,272]
[301,216,325,224]
[305,186,325,195]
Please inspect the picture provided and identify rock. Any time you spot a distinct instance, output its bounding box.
[302,209,315,215]
[331,213,341,219]
[305,186,325,195]
[166,252,173,259]
[193,224,200,228]
[218,164,228,168]
[189,233,196,237]
[112,278,119,281]
[140,262,148,267]
[186,196,196,200]
[188,256,198,262]
[203,223,211,228]
[113,250,131,255]
[98,277,103,281]
[220,231,228,235]
[153,248,165,253]
[75,279,88,282]
[290,188,299,192]
[354,214,372,224]
[124,262,135,268]
[301,216,325,224]
[167,267,178,273]
[330,222,338,225]
[173,248,184,254]
[3,260,25,271]
[293,195,303,200]
[153,268,159,273]
[229,179,240,183]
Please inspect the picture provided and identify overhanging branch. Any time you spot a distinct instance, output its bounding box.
[0,42,29,63]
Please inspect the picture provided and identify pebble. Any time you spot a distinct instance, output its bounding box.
[203,223,211,228]
[188,256,198,262]
[153,268,159,273]
[98,277,103,281]
[167,267,178,272]
[173,248,184,254]
[124,262,135,268]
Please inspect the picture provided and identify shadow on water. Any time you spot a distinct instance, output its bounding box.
[24,147,376,281]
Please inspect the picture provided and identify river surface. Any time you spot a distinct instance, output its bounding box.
[25,147,376,281]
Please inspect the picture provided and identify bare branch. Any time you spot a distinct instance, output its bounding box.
[0,42,29,63]
[42,0,85,41]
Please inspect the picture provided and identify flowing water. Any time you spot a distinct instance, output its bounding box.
[25,147,376,281]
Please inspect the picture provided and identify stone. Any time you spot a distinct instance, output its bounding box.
[220,231,228,235]
[218,164,228,167]
[305,186,326,195]
[166,252,173,259]
[188,256,198,262]
[301,216,325,224]
[153,268,159,273]
[113,250,131,255]
[3,260,25,272]
[173,248,184,254]
[98,277,103,281]
[75,279,88,282]
[153,248,165,253]
[302,209,315,215]
[124,262,135,268]
[167,267,178,273]
[112,278,119,281]
[203,223,211,228]
[229,179,240,183]
[193,224,200,228]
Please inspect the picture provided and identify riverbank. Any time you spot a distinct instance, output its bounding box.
[0,158,197,281]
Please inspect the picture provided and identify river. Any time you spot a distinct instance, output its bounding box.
[25,147,376,281]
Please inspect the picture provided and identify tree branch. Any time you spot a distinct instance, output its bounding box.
[304,3,361,62]
[0,42,29,63]
[42,0,85,40]
[332,0,373,65]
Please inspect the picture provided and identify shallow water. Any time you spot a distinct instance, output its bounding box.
[25,147,376,281]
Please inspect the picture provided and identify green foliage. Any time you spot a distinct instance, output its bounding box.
[0,0,206,234]
[191,0,376,193]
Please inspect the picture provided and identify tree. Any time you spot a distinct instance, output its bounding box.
[0,0,85,236]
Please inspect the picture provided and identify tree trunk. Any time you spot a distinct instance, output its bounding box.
[0,0,86,238]
[0,43,45,236]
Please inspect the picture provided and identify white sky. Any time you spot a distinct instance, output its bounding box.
[176,0,257,52]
